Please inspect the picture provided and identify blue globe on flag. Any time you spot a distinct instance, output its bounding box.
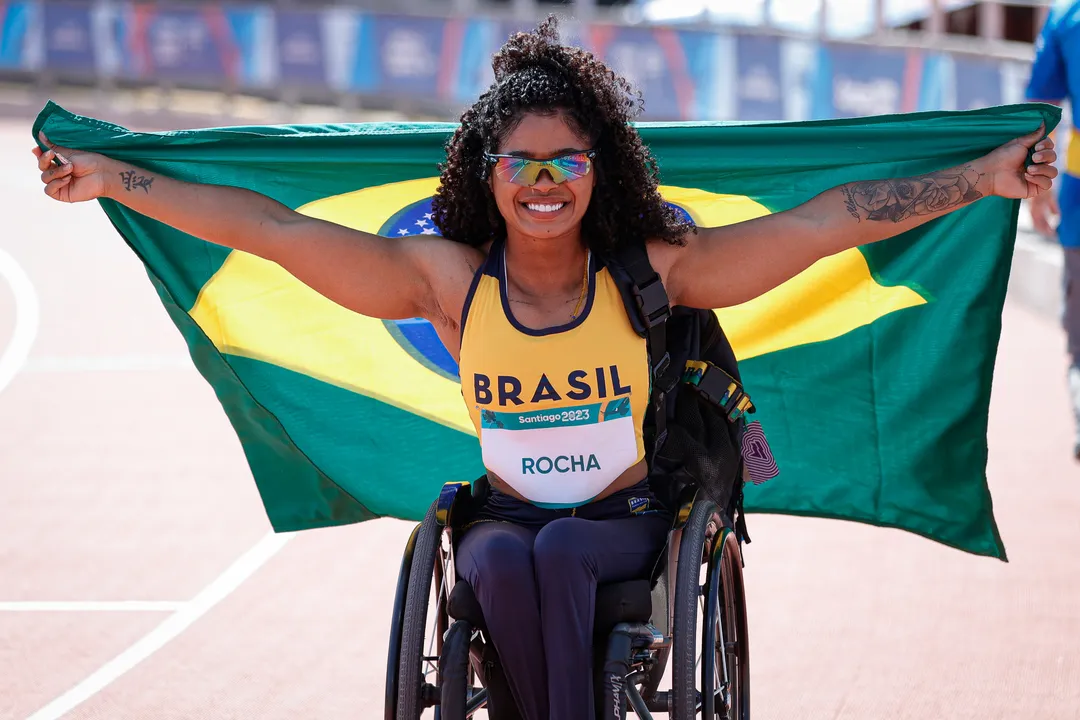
[377,197,461,381]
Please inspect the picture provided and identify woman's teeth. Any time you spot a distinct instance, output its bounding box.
[525,202,566,213]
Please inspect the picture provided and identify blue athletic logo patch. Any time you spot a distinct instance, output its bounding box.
[628,497,651,515]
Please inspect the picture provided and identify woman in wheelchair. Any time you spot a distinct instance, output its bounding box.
[34,11,1056,719]
[455,471,672,718]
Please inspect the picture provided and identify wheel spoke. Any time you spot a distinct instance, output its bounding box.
[422,543,453,682]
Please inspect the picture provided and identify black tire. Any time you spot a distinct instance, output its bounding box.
[396,501,440,720]
[672,500,751,720]
[671,497,717,719]
[439,620,474,720]
[386,522,422,720]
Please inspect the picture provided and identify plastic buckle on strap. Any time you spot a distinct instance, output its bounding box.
[633,276,671,328]
[652,352,671,382]
[692,363,755,420]
[655,355,681,397]
[695,366,737,407]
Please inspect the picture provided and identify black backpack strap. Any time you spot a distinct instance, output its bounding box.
[607,244,681,449]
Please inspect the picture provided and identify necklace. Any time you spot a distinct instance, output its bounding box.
[504,247,591,322]
[569,251,590,320]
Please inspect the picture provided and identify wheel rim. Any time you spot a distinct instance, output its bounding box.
[718,532,742,719]
[699,528,743,718]
[420,532,454,696]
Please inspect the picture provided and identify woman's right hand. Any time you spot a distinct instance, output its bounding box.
[33,136,109,203]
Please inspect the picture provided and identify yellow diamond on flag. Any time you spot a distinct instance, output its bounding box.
[188,178,927,432]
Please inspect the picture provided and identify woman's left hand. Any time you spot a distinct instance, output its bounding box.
[980,124,1058,199]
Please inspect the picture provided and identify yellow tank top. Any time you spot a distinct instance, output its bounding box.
[458,241,651,508]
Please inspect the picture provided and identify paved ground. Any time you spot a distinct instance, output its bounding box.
[1,108,1079,720]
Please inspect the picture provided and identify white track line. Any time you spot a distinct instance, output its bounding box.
[25,531,292,720]
[0,601,184,612]
[0,246,40,395]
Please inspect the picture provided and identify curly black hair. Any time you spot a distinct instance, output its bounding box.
[430,15,693,257]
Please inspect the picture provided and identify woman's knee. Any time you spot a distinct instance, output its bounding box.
[457,523,536,589]
[533,518,594,575]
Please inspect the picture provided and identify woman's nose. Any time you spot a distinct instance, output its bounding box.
[531,169,558,189]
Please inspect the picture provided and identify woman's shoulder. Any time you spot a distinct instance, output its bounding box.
[644,236,685,280]
[411,234,489,272]
[597,237,685,280]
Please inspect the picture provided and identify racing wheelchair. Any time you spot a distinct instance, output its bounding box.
[384,475,750,719]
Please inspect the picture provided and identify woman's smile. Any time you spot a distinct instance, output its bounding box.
[520,197,570,219]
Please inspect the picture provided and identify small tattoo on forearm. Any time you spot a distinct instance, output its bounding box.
[119,170,154,193]
[840,165,984,223]
[841,186,860,221]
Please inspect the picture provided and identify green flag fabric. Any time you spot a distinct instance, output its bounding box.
[32,100,1061,559]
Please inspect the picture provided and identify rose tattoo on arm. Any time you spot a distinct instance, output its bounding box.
[840,165,985,223]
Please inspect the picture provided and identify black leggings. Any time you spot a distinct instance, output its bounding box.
[456,481,671,720]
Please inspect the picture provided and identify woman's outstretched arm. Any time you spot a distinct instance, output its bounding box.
[34,136,477,324]
[657,125,1057,310]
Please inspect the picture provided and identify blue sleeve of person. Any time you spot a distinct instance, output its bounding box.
[1027,1,1078,103]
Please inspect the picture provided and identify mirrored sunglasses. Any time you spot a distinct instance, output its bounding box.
[483,150,597,186]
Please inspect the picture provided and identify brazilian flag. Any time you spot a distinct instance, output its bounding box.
[32,100,1061,560]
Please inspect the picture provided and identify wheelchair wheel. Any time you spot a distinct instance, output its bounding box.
[704,528,749,719]
[671,499,750,719]
[439,620,491,719]
[393,501,451,720]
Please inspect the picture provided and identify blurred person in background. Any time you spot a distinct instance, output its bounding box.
[1026,0,1080,460]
